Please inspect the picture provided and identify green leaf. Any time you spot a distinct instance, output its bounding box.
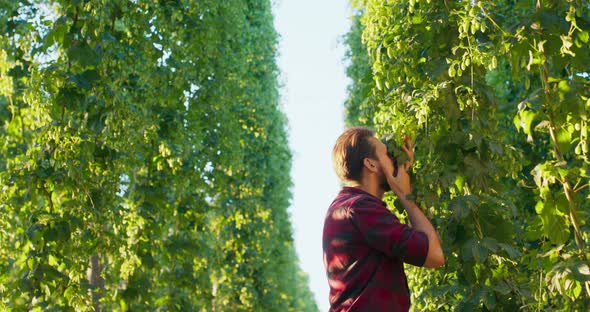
[67,70,100,90]
[64,286,75,302]
[513,113,521,132]
[558,80,570,93]
[542,212,570,245]
[498,243,522,258]
[472,240,488,263]
[481,237,499,252]
[455,175,465,193]
[482,288,496,310]
[578,31,589,43]
[535,201,544,214]
[572,263,590,282]
[518,110,536,136]
[411,15,423,24]
[67,43,101,68]
[48,254,58,267]
[449,197,469,219]
[492,279,511,295]
[375,76,382,90]
[557,128,572,155]
[114,19,127,33]
[43,18,68,49]
[554,193,569,214]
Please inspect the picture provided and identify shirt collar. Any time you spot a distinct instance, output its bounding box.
[340,186,386,206]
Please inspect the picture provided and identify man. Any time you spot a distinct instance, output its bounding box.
[323,127,445,311]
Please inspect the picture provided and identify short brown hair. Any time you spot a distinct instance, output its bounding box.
[332,127,377,182]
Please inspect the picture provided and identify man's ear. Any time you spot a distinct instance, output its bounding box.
[363,158,378,173]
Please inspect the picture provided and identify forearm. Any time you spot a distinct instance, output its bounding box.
[399,197,436,237]
[382,145,445,267]
[399,197,445,267]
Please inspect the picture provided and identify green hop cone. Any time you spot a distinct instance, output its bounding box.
[380,133,410,167]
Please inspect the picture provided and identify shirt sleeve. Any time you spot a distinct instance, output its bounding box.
[350,197,429,267]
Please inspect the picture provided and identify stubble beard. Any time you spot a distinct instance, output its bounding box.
[379,171,391,193]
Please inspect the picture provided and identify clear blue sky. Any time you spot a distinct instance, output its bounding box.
[273,1,352,311]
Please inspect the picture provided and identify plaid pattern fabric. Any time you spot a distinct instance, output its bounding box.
[323,187,429,312]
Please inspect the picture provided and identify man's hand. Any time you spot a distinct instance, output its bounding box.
[390,166,411,198]
[400,135,415,170]
[387,136,415,198]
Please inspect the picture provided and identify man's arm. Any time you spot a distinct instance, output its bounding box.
[383,137,445,268]
[349,197,430,267]
[396,194,445,268]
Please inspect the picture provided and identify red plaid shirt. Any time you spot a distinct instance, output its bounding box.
[323,187,429,312]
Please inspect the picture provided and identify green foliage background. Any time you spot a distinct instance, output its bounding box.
[0,0,317,311]
[345,0,590,310]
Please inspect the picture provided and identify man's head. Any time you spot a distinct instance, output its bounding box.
[332,127,393,192]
